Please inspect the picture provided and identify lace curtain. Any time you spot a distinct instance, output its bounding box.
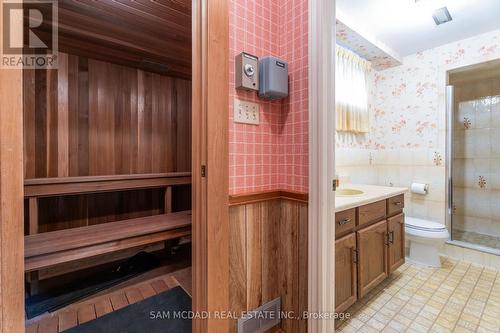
[336,45,370,133]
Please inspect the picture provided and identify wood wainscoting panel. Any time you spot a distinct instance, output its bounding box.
[246,203,262,310]
[229,205,246,333]
[228,197,307,333]
[261,200,281,306]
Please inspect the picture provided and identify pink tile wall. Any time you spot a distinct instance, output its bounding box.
[229,0,308,195]
[278,0,309,193]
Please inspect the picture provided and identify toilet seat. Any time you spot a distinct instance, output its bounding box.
[405,217,449,239]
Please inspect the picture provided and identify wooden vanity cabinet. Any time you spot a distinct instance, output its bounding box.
[357,219,388,298]
[335,233,357,313]
[334,194,405,310]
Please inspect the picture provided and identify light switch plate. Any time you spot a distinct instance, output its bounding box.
[233,98,260,125]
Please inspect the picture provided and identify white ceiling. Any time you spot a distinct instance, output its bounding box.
[336,0,500,56]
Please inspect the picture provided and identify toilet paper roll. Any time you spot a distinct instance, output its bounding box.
[411,183,428,195]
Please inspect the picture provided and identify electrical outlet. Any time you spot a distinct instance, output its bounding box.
[234,98,260,125]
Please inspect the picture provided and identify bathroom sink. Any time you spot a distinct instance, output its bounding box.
[336,188,364,197]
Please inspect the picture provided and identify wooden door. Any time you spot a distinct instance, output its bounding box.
[387,213,405,274]
[357,220,388,298]
[335,233,357,313]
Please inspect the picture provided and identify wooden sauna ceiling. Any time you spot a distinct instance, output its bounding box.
[40,0,191,79]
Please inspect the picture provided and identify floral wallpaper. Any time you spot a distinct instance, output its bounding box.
[338,28,500,151]
[336,28,500,226]
[336,19,401,70]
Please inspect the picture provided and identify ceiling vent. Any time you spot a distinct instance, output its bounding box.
[432,7,452,25]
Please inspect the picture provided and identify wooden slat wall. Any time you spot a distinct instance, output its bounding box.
[229,199,308,333]
[22,52,192,233]
[33,189,164,233]
[23,52,192,179]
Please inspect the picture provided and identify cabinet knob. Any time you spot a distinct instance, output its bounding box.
[393,201,403,206]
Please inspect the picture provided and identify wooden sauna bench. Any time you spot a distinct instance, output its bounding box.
[24,172,192,273]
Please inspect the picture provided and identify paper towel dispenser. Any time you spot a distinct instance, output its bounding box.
[258,56,288,100]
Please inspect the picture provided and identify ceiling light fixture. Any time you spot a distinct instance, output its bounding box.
[432,7,452,25]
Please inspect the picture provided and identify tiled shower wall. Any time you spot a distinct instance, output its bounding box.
[336,28,500,225]
[453,96,500,238]
[229,0,308,195]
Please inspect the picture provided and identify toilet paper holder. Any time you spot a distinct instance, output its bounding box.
[411,183,429,195]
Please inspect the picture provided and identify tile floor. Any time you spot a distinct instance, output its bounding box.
[336,258,500,333]
[453,230,500,250]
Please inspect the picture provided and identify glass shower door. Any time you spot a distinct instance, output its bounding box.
[449,72,500,252]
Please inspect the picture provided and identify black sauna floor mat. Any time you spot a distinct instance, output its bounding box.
[26,252,159,319]
[62,286,192,333]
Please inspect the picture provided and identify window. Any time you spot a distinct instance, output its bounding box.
[336,45,370,133]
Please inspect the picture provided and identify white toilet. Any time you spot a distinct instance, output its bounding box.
[405,216,450,267]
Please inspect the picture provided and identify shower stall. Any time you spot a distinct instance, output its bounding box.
[447,60,500,253]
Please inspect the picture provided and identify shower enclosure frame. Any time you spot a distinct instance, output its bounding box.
[445,61,500,256]
[445,84,454,239]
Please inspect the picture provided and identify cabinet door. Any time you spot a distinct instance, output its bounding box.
[388,213,405,274]
[335,233,357,313]
[357,220,388,298]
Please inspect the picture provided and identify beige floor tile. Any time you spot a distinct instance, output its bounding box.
[366,317,386,331]
[393,314,413,327]
[408,321,431,333]
[430,323,453,333]
[453,325,475,333]
[341,260,499,333]
[387,319,407,331]
[456,318,478,332]
[338,324,358,333]
[458,313,481,325]
[478,318,500,331]
[358,324,381,333]
[435,316,457,330]
[476,326,497,333]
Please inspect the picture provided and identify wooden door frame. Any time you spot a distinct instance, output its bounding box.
[0,0,230,332]
[308,0,336,332]
[0,68,25,333]
[0,2,25,332]
[191,0,230,332]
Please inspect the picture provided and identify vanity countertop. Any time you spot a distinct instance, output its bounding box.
[335,184,408,212]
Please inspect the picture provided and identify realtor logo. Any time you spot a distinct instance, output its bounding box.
[1,0,58,68]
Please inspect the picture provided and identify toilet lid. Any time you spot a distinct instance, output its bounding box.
[405,217,447,232]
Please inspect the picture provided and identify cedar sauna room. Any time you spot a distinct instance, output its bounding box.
[23,1,193,332]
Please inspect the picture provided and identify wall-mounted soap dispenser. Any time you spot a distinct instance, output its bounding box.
[258,56,288,100]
